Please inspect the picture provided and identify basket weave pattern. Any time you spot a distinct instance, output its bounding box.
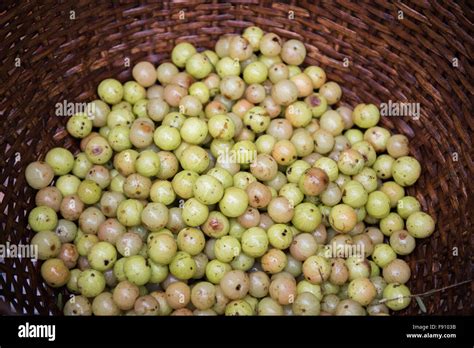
[0,1,472,315]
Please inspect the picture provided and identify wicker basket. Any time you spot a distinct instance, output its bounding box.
[0,0,472,315]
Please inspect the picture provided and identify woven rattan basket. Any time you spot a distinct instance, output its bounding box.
[0,1,472,315]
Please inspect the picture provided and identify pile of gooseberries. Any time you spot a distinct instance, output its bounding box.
[25,26,436,316]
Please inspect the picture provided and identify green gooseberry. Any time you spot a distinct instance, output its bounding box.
[243,61,268,84]
[29,206,58,232]
[243,26,264,51]
[355,206,367,222]
[338,149,365,176]
[296,280,323,301]
[169,251,196,280]
[352,141,376,167]
[150,180,175,205]
[383,283,411,311]
[171,170,199,199]
[25,161,54,190]
[380,181,405,208]
[255,134,276,155]
[182,198,209,227]
[108,126,132,151]
[30,230,61,260]
[76,234,99,256]
[342,180,368,208]
[132,99,148,118]
[124,255,151,286]
[117,199,144,227]
[344,129,364,146]
[397,196,421,219]
[88,241,117,271]
[232,140,257,165]
[112,101,132,112]
[205,259,232,284]
[329,204,357,233]
[73,153,93,179]
[77,179,102,205]
[210,139,234,159]
[55,174,81,197]
[286,160,311,184]
[177,227,206,256]
[216,57,241,77]
[154,125,182,151]
[228,218,245,239]
[186,53,213,79]
[320,182,342,207]
[107,109,135,128]
[163,111,186,129]
[135,150,160,177]
[319,110,345,136]
[193,175,224,205]
[353,167,378,193]
[123,81,146,104]
[285,101,312,128]
[172,42,197,68]
[347,277,377,306]
[214,235,241,263]
[292,203,322,232]
[373,154,395,180]
[230,252,255,271]
[304,66,326,89]
[379,212,404,236]
[267,224,293,249]
[219,187,249,218]
[366,191,391,219]
[67,113,93,138]
[314,157,339,182]
[113,257,127,282]
[353,104,380,128]
[45,147,74,175]
[364,126,391,152]
[305,93,327,118]
[141,202,169,231]
[392,156,421,187]
[243,106,270,133]
[207,168,234,189]
[406,212,435,238]
[148,259,169,284]
[85,136,113,164]
[78,269,106,297]
[231,171,255,191]
[148,233,177,265]
[371,243,396,268]
[225,300,253,316]
[208,114,236,141]
[369,261,380,277]
[180,146,210,174]
[180,117,208,145]
[279,183,304,207]
[241,227,268,258]
[98,78,123,105]
[345,256,371,281]
[189,82,211,104]
[66,269,82,293]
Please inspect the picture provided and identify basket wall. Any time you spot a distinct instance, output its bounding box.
[0,0,472,315]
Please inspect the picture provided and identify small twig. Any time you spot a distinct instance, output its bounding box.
[377,279,472,304]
